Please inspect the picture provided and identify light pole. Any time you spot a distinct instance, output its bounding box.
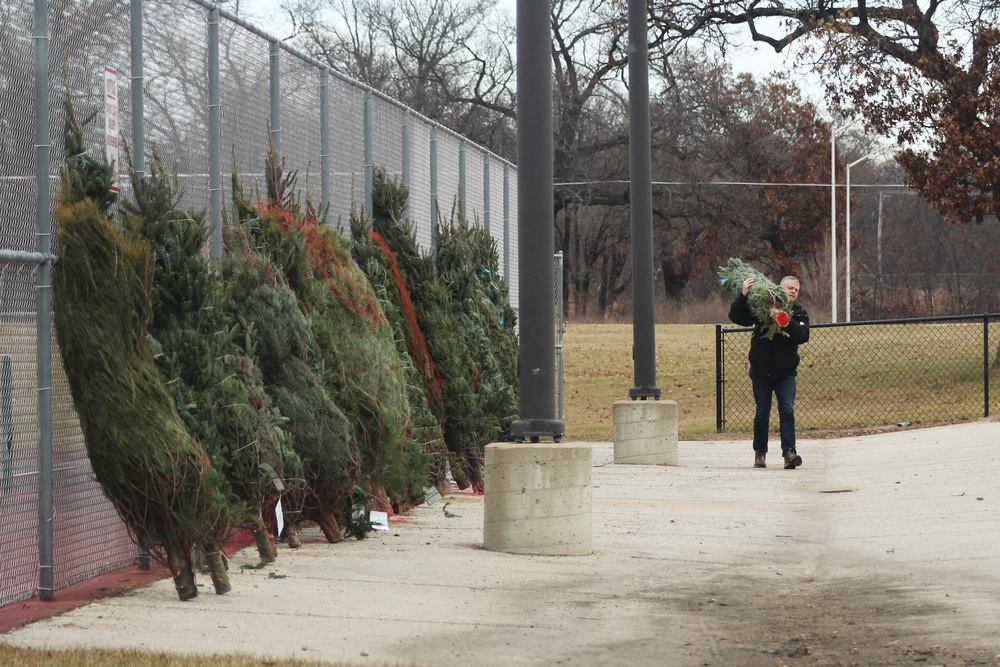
[830,122,852,323]
[845,149,881,322]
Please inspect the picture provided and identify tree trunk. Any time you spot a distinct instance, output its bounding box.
[167,545,198,601]
[450,454,471,490]
[286,522,303,549]
[253,517,277,563]
[463,448,484,494]
[317,509,346,543]
[203,544,231,595]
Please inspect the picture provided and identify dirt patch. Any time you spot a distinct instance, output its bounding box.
[662,574,999,666]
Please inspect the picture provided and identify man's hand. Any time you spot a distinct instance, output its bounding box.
[741,277,755,296]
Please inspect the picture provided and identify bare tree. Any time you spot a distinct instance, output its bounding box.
[654,1,1000,224]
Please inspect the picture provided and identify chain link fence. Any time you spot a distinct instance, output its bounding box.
[2,0,522,607]
[1,257,137,608]
[716,314,1000,433]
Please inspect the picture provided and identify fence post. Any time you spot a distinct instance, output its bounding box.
[984,314,990,418]
[269,41,281,155]
[130,0,144,183]
[503,163,510,280]
[363,88,373,218]
[458,138,467,221]
[34,0,55,603]
[401,109,410,222]
[132,0,152,571]
[715,324,724,433]
[430,126,438,251]
[483,153,490,234]
[554,251,564,421]
[320,67,330,221]
[207,7,222,274]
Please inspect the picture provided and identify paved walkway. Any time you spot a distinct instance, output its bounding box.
[3,421,999,665]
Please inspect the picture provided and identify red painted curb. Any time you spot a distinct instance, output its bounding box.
[0,526,258,634]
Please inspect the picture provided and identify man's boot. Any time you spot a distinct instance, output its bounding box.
[754,451,766,468]
[783,448,802,469]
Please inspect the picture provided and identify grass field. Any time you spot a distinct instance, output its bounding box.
[563,321,999,441]
[562,323,719,441]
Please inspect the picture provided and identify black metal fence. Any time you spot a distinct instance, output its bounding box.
[716,314,1000,433]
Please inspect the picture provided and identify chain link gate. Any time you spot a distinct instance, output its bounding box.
[717,314,1000,433]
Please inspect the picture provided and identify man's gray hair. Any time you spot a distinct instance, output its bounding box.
[780,276,800,286]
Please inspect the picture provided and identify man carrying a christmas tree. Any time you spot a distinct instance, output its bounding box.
[728,274,810,469]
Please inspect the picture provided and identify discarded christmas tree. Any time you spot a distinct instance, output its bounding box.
[350,174,448,492]
[52,97,234,600]
[352,168,517,491]
[224,198,356,545]
[248,149,426,525]
[718,257,791,339]
[122,148,297,567]
[436,210,519,444]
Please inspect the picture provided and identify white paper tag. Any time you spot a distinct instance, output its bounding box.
[369,510,389,531]
[275,497,284,536]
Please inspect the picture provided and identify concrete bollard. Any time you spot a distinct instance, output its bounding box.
[483,442,592,555]
[612,399,679,465]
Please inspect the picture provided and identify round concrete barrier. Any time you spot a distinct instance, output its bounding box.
[483,442,592,555]
[613,399,679,465]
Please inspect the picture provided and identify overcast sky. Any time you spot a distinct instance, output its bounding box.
[235,0,820,104]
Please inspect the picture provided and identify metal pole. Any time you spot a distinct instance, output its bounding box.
[627,0,660,400]
[555,251,564,421]
[845,159,851,323]
[458,138,467,221]
[34,0,55,602]
[984,314,990,418]
[363,89,373,217]
[483,153,491,234]
[715,324,724,432]
[269,41,281,156]
[130,0,144,184]
[430,126,438,251]
[208,8,222,275]
[320,67,330,219]
[845,149,881,323]
[503,163,510,280]
[401,109,410,221]
[130,0,152,572]
[511,0,564,441]
[830,129,837,323]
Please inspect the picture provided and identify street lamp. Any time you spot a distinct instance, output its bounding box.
[845,148,882,322]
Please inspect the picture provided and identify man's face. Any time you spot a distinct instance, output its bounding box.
[781,280,800,301]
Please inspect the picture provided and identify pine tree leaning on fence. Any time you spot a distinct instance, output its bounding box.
[718,257,792,340]
[51,96,235,600]
[353,167,518,492]
[251,148,428,525]
[436,208,519,444]
[122,148,298,565]
[350,171,449,492]
[224,177,356,547]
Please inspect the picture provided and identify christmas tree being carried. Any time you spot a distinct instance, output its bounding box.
[718,258,791,340]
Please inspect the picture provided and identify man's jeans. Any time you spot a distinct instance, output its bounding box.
[750,374,796,453]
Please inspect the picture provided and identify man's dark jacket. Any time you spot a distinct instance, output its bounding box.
[728,294,810,377]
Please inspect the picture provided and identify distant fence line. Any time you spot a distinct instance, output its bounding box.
[716,314,1000,434]
[0,0,520,609]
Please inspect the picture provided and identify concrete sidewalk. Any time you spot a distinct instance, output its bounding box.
[4,421,999,665]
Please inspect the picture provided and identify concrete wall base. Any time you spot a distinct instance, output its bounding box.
[483,442,592,556]
[613,399,679,465]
